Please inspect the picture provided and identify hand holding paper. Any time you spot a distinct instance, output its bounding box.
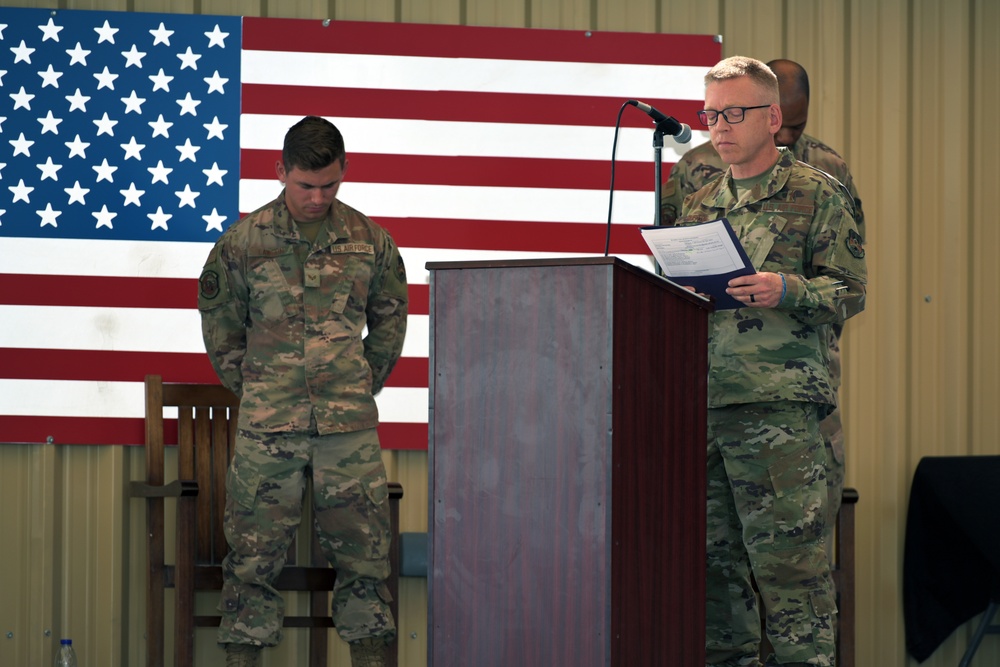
[640,218,756,309]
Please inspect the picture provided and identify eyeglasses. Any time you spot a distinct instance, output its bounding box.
[697,104,771,126]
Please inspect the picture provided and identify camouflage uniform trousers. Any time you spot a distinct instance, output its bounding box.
[706,401,837,667]
[821,330,846,566]
[217,425,396,647]
[819,407,845,565]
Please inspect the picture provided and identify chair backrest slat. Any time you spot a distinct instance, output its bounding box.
[211,408,233,561]
[156,381,239,567]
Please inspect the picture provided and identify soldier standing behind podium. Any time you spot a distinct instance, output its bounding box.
[674,57,866,666]
[198,115,409,667]
[663,58,864,557]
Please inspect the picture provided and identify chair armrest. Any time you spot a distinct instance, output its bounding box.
[129,479,199,498]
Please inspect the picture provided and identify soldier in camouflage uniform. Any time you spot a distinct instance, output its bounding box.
[663,59,864,564]
[675,57,866,666]
[198,116,408,667]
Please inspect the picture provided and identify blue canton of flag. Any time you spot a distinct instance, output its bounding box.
[0,8,241,243]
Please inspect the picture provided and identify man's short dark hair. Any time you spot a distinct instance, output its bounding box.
[282,115,346,172]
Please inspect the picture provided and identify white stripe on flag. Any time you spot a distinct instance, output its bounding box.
[0,305,430,359]
[241,50,710,100]
[239,114,705,162]
[240,180,663,225]
[0,379,426,423]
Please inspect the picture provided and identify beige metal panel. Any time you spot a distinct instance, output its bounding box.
[909,0,972,464]
[0,445,56,667]
[333,0,398,21]
[57,445,128,667]
[202,0,264,17]
[530,0,594,31]
[464,0,527,28]
[395,451,429,533]
[0,444,130,667]
[393,451,430,666]
[2,0,58,7]
[132,0,196,13]
[64,0,129,10]
[262,0,331,19]
[719,0,784,60]
[915,5,1000,667]
[660,0,723,37]
[783,0,851,154]
[593,0,656,33]
[123,446,147,667]
[400,0,461,25]
[971,0,1000,458]
[844,0,913,664]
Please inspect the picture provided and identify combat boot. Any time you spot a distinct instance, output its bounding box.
[224,643,261,667]
[348,636,386,667]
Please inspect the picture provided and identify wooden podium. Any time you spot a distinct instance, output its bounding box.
[427,257,710,666]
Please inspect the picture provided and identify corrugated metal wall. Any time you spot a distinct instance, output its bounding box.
[2,0,998,666]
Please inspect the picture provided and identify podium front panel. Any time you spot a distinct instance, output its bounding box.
[428,258,708,666]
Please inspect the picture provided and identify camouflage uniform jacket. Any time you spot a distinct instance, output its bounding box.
[675,148,867,409]
[198,192,408,434]
[662,132,865,238]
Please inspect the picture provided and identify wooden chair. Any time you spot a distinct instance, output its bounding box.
[758,487,858,667]
[130,374,403,667]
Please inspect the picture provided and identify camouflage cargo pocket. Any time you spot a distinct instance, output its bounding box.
[359,465,391,560]
[226,449,262,510]
[767,440,825,544]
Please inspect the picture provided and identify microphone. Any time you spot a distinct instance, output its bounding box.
[627,99,692,144]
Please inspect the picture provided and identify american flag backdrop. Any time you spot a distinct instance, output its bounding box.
[0,8,720,448]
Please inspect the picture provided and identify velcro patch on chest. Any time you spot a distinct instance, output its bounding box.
[759,202,815,215]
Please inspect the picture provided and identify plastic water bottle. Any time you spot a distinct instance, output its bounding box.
[54,638,78,667]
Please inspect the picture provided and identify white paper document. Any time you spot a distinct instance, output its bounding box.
[640,218,756,309]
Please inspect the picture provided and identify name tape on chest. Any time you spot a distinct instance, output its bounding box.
[331,243,375,255]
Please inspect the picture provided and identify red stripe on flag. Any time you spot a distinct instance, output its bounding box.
[0,348,218,383]
[242,150,671,192]
[377,218,650,255]
[0,415,428,449]
[376,421,428,451]
[0,273,196,308]
[0,348,428,387]
[241,84,708,130]
[0,274,430,315]
[0,415,147,446]
[243,17,722,67]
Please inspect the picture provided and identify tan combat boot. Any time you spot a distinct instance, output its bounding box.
[225,643,261,667]
[348,636,386,667]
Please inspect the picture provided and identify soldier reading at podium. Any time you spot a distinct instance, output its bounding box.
[673,56,866,667]
[663,58,866,563]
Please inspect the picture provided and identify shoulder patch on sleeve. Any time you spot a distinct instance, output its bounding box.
[394,254,407,283]
[846,228,865,259]
[200,270,221,300]
[198,248,232,310]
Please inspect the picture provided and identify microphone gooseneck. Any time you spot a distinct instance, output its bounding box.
[626,99,692,144]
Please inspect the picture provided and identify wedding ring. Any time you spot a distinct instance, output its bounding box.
[749,294,756,303]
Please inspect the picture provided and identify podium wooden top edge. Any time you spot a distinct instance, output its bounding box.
[425,255,621,271]
[426,255,714,311]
